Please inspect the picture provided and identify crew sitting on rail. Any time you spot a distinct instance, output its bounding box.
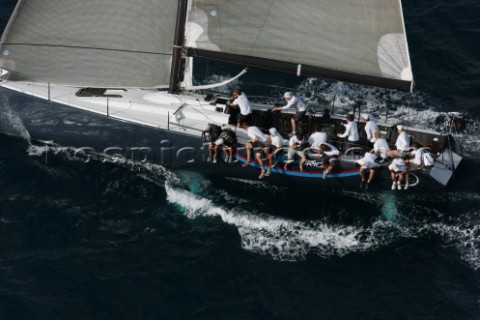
[241,122,271,179]
[388,156,407,191]
[201,123,222,163]
[319,143,340,180]
[284,132,307,172]
[403,143,435,190]
[266,127,285,176]
[214,128,237,163]
[356,151,379,189]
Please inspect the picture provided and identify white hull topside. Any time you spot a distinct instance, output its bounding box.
[0,80,239,140]
[0,79,452,139]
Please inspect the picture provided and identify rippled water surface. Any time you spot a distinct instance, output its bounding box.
[1,1,480,319]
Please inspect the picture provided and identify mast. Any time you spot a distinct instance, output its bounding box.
[169,0,189,94]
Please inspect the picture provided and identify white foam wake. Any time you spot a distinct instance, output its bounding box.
[26,142,180,184]
[387,191,480,270]
[0,94,31,140]
[165,183,397,261]
[165,180,480,268]
[431,222,480,270]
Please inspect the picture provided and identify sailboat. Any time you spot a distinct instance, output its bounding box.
[0,0,463,190]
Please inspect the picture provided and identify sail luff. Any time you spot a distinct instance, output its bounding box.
[0,0,26,46]
[398,0,414,92]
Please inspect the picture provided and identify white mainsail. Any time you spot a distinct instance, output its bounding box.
[0,0,177,88]
[185,0,413,91]
[1,0,413,91]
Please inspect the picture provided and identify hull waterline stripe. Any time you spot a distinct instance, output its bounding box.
[234,155,360,179]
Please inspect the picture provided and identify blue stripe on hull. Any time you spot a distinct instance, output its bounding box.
[235,156,360,179]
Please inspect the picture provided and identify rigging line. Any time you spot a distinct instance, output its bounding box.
[108,108,203,134]
[191,99,223,124]
[1,43,171,56]
[170,93,221,125]
[192,106,218,123]
[248,0,275,55]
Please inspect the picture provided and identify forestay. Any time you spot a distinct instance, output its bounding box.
[0,0,177,88]
[186,0,413,91]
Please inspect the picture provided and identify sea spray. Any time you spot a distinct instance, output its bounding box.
[389,191,480,270]
[26,141,180,185]
[0,94,31,140]
[165,182,401,261]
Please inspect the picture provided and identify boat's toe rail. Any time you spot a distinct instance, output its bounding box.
[343,146,366,158]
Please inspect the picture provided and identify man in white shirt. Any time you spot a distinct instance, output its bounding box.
[319,142,340,179]
[373,131,390,160]
[362,114,379,146]
[272,92,307,135]
[356,151,379,189]
[395,125,410,150]
[284,132,307,172]
[336,113,359,151]
[229,88,252,127]
[387,125,410,158]
[241,123,270,179]
[266,127,285,176]
[388,157,407,190]
[308,124,328,149]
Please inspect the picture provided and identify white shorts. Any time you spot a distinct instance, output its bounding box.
[287,149,304,160]
[389,162,406,172]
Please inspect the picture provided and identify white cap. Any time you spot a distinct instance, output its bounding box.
[397,125,404,130]
[283,92,293,98]
[361,113,369,120]
[214,138,224,145]
[269,127,278,135]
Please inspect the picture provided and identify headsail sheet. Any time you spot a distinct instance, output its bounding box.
[0,0,177,88]
[186,0,413,91]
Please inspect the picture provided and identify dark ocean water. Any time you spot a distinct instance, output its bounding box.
[1,1,480,320]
